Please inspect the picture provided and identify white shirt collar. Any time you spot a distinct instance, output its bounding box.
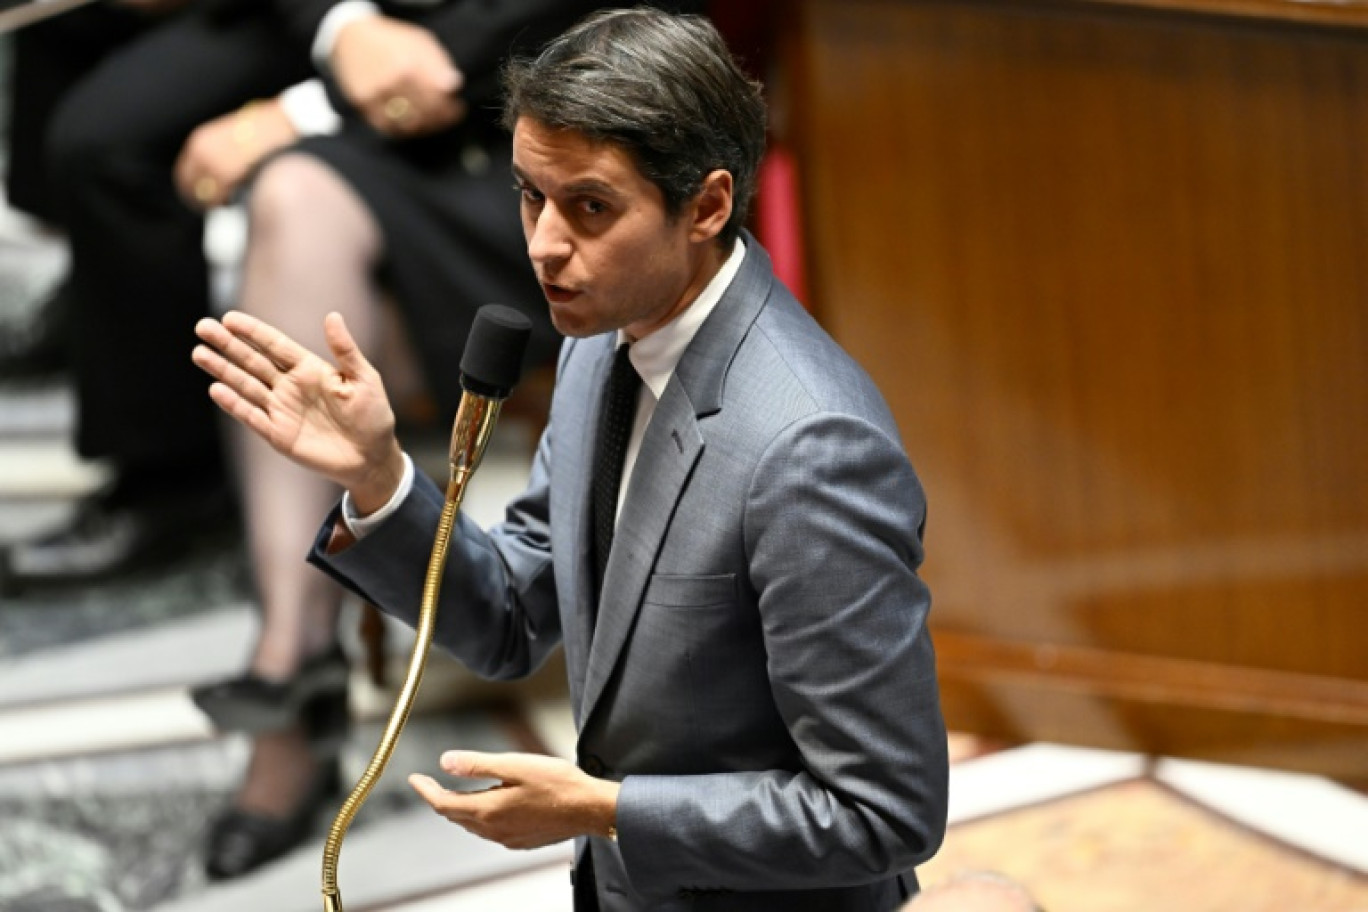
[616,237,746,400]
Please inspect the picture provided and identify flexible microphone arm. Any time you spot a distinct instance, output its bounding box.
[321,305,533,912]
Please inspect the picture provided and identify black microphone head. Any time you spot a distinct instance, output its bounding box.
[460,304,533,398]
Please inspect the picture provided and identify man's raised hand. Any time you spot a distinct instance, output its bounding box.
[193,311,406,511]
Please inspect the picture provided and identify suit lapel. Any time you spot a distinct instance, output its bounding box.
[563,337,615,723]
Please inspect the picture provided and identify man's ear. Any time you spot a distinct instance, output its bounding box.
[689,169,734,243]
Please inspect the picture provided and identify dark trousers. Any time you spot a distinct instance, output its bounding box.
[6,4,147,224]
[573,850,601,912]
[45,9,311,470]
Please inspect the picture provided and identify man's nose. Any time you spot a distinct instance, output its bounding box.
[527,204,572,267]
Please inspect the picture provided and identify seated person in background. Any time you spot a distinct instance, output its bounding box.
[3,0,319,581]
[904,871,1046,912]
[193,7,949,907]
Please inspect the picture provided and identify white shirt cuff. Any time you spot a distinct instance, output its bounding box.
[341,451,415,539]
[277,80,343,137]
[312,0,381,72]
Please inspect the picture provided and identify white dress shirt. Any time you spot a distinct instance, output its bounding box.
[611,237,745,522]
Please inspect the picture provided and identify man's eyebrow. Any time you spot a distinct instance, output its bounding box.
[510,167,622,198]
[563,178,620,197]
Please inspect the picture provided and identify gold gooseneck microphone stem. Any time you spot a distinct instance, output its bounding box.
[321,392,504,912]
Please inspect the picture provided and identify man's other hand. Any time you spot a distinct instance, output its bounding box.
[409,751,622,851]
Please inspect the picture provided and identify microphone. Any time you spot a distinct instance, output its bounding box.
[321,304,531,912]
[449,304,533,486]
[461,303,533,397]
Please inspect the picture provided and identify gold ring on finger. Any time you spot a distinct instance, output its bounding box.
[193,176,219,204]
[384,96,413,122]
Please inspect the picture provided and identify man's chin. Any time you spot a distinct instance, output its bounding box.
[548,303,604,339]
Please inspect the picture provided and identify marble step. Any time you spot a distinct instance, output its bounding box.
[0,380,75,439]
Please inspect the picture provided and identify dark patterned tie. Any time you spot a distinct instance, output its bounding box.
[592,343,641,605]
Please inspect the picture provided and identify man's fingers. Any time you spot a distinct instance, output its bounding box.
[192,342,273,407]
[439,750,515,783]
[194,316,231,347]
[220,309,307,373]
[194,341,280,443]
[323,312,375,380]
[408,774,451,808]
[196,319,287,390]
[207,381,277,442]
[199,316,283,380]
[408,775,490,824]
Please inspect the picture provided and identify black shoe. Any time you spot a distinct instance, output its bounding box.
[0,281,69,381]
[191,645,351,734]
[204,758,341,881]
[3,483,235,587]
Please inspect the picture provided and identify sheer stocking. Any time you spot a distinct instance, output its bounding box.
[235,152,383,682]
[233,727,328,818]
[229,153,385,817]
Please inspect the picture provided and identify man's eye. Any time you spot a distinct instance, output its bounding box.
[581,199,607,215]
[514,183,544,203]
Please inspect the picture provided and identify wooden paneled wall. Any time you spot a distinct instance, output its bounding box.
[784,0,1368,778]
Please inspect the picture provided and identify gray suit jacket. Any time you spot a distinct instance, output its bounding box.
[312,237,948,910]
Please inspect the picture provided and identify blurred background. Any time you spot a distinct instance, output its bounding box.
[1,0,1366,909]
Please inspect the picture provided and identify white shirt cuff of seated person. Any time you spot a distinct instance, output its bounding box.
[341,451,415,539]
[313,0,381,73]
[278,80,343,137]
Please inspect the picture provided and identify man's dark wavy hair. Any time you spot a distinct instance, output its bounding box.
[502,7,767,246]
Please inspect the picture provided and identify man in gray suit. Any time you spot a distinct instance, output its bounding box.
[192,8,948,909]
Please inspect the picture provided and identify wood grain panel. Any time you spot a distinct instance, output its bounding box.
[1083,0,1368,31]
[788,0,1368,773]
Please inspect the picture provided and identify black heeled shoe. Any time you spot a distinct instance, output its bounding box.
[204,757,342,881]
[191,645,350,733]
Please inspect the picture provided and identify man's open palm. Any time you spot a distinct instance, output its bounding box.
[193,311,404,501]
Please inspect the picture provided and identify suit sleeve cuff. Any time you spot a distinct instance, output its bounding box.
[613,775,689,904]
[341,451,415,539]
